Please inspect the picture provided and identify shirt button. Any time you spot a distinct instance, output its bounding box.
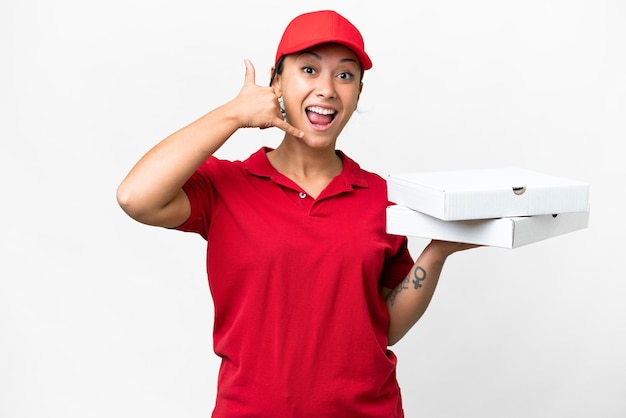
[299,192,307,199]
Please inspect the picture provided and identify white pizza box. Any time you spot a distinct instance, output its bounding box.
[386,168,590,221]
[386,205,589,249]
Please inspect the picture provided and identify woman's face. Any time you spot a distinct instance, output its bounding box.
[273,43,363,147]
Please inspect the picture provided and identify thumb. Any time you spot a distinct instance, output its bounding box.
[243,58,256,86]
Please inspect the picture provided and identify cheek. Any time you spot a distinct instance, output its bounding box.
[281,78,310,103]
[344,89,360,111]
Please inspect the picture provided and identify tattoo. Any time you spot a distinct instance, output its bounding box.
[388,265,428,307]
[388,276,410,307]
[412,266,427,289]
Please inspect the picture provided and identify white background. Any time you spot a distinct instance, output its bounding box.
[1,0,624,417]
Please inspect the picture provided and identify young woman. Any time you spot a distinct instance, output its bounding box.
[117,10,476,417]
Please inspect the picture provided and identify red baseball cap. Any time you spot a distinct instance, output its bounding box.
[275,10,372,71]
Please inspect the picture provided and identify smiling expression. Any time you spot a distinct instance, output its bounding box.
[273,43,363,148]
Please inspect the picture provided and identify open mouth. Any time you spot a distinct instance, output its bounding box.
[306,106,336,126]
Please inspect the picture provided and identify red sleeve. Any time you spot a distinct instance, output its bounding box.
[380,235,414,289]
[174,158,217,240]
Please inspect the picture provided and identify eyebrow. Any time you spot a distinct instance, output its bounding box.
[296,51,359,66]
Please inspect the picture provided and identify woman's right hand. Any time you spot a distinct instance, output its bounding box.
[117,59,304,228]
[233,59,303,138]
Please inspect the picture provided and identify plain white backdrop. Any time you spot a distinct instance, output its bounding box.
[1,0,624,417]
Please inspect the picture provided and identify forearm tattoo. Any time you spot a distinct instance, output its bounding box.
[388,266,427,307]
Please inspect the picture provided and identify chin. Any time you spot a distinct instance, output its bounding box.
[298,132,338,150]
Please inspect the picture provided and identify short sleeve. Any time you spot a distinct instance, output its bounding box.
[380,235,414,289]
[174,158,217,240]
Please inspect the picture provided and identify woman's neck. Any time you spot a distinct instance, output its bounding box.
[267,140,343,198]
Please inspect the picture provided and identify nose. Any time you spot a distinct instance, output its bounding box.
[315,73,337,99]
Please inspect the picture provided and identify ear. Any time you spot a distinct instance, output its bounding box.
[271,68,283,97]
[270,66,281,88]
[355,81,363,110]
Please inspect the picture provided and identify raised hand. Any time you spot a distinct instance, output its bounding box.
[234,59,303,138]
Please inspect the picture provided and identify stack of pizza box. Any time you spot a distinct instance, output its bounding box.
[385,168,590,249]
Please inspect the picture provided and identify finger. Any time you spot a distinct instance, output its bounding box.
[243,58,256,86]
[258,118,303,138]
[275,118,304,138]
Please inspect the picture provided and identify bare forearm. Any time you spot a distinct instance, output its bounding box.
[116,101,241,225]
[117,59,302,227]
[386,242,447,345]
[385,240,478,345]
